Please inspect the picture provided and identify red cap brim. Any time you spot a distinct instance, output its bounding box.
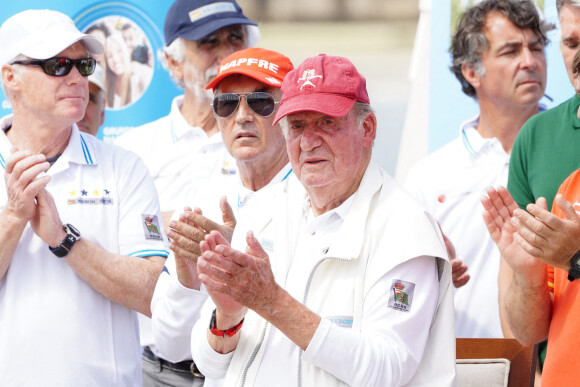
[206,66,283,91]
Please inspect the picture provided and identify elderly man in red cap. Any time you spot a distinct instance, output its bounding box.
[190,54,456,386]
[148,47,294,386]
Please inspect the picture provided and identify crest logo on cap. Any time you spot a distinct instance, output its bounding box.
[298,69,322,90]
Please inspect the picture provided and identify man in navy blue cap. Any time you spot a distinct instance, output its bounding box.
[115,1,258,386]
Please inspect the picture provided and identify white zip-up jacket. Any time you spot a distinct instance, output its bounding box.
[192,162,457,386]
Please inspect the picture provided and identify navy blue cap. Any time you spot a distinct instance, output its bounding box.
[164,0,257,46]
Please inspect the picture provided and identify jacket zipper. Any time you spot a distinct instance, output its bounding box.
[298,256,351,387]
[240,321,269,387]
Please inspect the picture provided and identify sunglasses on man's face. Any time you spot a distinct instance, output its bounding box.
[11,57,96,77]
[212,92,279,118]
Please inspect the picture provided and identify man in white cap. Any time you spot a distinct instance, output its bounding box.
[191,54,456,386]
[114,1,259,385]
[77,63,106,136]
[0,9,167,386]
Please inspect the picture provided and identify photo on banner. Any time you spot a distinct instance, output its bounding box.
[0,1,180,143]
[84,16,154,110]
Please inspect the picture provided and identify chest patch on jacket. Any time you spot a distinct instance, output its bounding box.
[326,316,353,328]
[388,279,415,312]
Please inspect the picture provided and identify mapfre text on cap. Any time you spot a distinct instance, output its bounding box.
[219,58,279,74]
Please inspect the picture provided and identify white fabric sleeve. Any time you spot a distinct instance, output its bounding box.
[150,259,209,362]
[116,150,169,258]
[303,255,439,386]
[190,299,234,379]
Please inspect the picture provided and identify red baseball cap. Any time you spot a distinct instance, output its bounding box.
[205,47,294,91]
[273,54,369,125]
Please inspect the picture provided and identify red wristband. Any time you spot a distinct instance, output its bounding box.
[209,308,244,338]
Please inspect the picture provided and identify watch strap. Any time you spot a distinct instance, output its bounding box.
[209,308,244,338]
[49,224,81,258]
[568,251,580,282]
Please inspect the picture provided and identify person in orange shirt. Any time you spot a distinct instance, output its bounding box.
[482,157,580,384]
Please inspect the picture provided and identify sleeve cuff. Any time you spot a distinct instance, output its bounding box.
[191,306,234,379]
[303,317,331,361]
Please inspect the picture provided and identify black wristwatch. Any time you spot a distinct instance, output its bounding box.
[49,224,81,258]
[568,251,580,282]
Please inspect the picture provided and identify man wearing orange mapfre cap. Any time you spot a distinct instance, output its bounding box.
[191,54,456,386]
[149,47,293,385]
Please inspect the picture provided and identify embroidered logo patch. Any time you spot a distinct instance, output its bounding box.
[327,316,353,328]
[67,187,113,205]
[298,69,322,90]
[388,279,415,312]
[142,214,162,240]
[189,2,236,23]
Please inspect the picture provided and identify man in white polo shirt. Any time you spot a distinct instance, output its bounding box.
[404,0,548,338]
[0,9,167,386]
[114,1,259,384]
[150,47,294,386]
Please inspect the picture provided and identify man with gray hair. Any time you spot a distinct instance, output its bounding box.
[114,0,258,385]
[405,0,549,339]
[116,0,258,227]
[191,54,456,386]
[0,9,167,386]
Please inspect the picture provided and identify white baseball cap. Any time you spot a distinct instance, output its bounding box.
[88,63,105,92]
[0,9,104,66]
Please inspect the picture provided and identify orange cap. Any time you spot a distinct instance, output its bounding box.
[205,47,294,91]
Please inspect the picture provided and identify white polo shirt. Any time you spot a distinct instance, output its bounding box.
[150,164,293,363]
[0,117,169,386]
[115,95,238,214]
[115,95,238,353]
[405,116,507,338]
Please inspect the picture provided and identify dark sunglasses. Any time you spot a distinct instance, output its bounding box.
[212,92,279,118]
[11,57,96,77]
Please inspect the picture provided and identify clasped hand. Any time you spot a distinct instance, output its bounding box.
[4,148,64,246]
[197,230,280,323]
